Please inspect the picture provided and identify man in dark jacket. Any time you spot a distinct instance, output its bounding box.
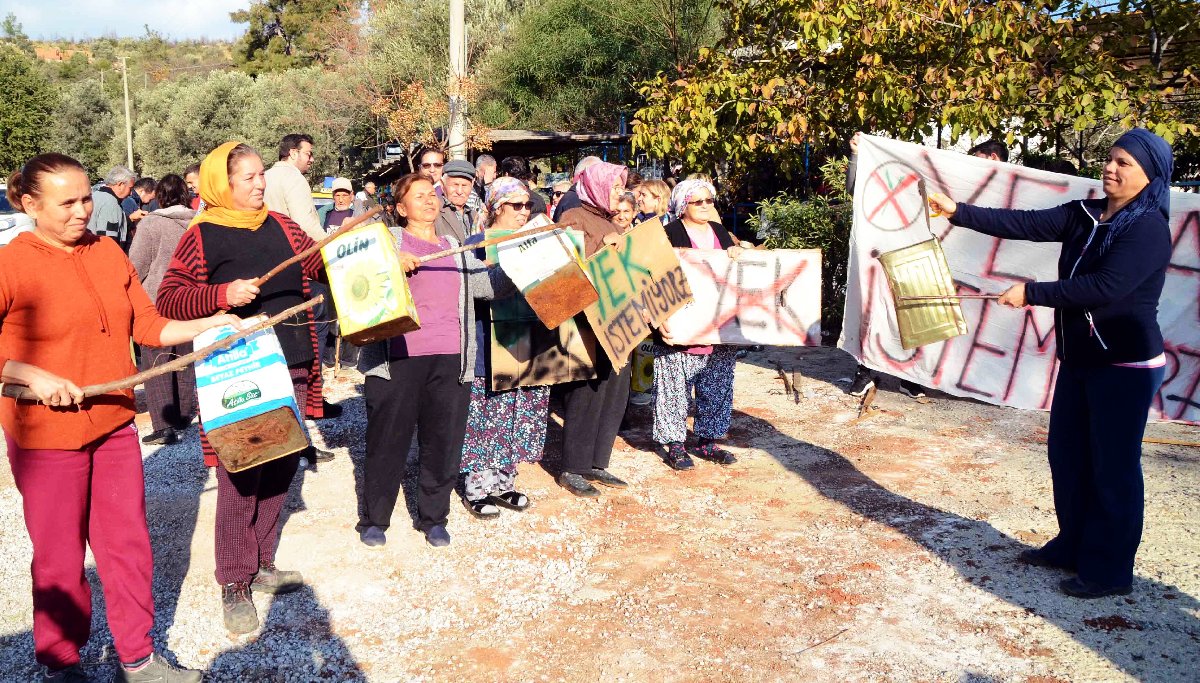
[435,160,479,242]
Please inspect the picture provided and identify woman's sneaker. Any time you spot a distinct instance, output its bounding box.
[221,581,258,634]
[694,439,737,466]
[118,652,202,683]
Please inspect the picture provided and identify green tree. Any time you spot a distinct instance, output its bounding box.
[231,0,358,76]
[0,46,57,175]
[632,0,1199,175]
[49,79,117,180]
[1,13,34,57]
[480,0,719,130]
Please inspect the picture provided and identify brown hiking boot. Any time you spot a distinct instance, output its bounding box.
[221,581,258,634]
[251,563,303,595]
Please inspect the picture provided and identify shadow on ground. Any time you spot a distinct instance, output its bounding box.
[728,407,1200,679]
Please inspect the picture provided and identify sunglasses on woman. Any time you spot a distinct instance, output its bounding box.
[687,197,715,206]
[552,191,566,198]
[504,201,534,211]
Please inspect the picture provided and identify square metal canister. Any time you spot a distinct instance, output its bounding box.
[877,238,968,349]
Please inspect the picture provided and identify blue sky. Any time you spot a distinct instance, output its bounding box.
[0,1,251,41]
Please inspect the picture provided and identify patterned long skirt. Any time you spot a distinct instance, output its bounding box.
[651,345,737,445]
[459,379,550,501]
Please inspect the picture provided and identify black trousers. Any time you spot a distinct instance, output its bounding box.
[560,359,632,475]
[1042,361,1164,587]
[360,354,470,532]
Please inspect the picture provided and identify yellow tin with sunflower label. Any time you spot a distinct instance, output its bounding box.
[321,222,421,346]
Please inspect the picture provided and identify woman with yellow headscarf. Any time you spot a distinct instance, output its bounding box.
[157,142,327,635]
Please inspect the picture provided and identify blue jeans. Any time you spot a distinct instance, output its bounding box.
[1042,361,1165,587]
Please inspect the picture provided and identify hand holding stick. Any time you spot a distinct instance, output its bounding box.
[1,297,323,403]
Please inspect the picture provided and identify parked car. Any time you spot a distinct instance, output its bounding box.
[0,183,34,247]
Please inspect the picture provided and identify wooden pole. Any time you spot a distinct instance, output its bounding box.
[416,222,568,263]
[898,294,1001,301]
[1,297,322,403]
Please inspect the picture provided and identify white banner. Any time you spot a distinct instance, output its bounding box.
[666,248,822,346]
[839,135,1199,423]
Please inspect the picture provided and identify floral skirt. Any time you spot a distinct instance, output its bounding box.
[459,378,550,474]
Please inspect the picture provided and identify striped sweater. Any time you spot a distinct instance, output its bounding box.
[157,211,325,466]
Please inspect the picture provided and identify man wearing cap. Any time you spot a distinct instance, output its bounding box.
[435,160,480,242]
[318,177,363,233]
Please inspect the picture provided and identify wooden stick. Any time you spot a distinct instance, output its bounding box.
[898,294,1001,301]
[416,222,569,263]
[1143,437,1200,448]
[1,297,322,403]
[253,207,382,288]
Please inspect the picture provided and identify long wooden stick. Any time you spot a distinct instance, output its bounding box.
[898,294,1001,301]
[416,222,569,263]
[1143,437,1200,448]
[253,207,382,288]
[1,297,322,403]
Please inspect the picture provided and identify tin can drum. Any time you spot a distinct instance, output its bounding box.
[877,238,968,350]
[193,325,311,474]
[208,406,310,473]
[322,222,421,346]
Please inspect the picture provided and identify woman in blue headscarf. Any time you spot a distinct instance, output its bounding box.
[927,128,1174,599]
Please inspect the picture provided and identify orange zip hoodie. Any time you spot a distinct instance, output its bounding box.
[0,231,170,450]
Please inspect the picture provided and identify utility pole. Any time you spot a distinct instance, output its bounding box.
[120,56,134,169]
[447,0,467,160]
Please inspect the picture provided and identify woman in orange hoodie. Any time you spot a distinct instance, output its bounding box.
[0,154,242,682]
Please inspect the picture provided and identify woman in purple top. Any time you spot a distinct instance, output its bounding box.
[356,174,513,548]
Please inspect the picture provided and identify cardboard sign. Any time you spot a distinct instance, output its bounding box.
[841,134,1200,423]
[491,216,598,329]
[194,325,309,472]
[486,226,598,390]
[321,222,420,346]
[582,220,693,369]
[664,248,822,346]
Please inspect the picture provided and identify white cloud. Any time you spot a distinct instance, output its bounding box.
[0,0,251,41]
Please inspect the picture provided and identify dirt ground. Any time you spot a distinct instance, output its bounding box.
[0,345,1197,682]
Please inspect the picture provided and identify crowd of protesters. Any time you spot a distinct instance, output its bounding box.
[0,124,1177,679]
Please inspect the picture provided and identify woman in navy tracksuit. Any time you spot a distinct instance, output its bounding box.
[928,128,1173,599]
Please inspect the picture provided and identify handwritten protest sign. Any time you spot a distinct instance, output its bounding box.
[488,228,599,390]
[583,220,693,369]
[664,248,822,346]
[841,135,1200,424]
[493,215,598,329]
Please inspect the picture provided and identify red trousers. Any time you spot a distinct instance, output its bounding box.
[5,423,155,669]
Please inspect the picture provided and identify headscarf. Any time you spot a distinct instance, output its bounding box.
[668,178,717,221]
[575,162,628,216]
[477,177,529,230]
[1103,128,1173,253]
[189,141,269,230]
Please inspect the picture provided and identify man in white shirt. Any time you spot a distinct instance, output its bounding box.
[263,133,325,242]
[263,133,343,423]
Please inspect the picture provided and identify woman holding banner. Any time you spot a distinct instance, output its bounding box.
[927,128,1173,599]
[652,179,743,470]
[157,141,323,634]
[556,161,633,497]
[457,178,549,518]
[0,153,240,681]
[357,174,514,544]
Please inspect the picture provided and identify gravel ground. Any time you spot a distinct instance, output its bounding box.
[0,346,1197,682]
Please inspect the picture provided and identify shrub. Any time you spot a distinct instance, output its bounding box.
[748,157,851,342]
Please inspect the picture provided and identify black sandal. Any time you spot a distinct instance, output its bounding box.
[485,491,530,511]
[462,497,501,519]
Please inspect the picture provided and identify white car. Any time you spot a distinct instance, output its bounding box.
[0,183,35,246]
